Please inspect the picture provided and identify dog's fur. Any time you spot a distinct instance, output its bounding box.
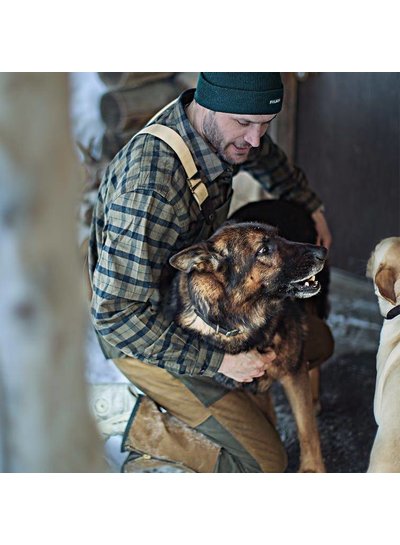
[366,237,400,472]
[168,209,327,472]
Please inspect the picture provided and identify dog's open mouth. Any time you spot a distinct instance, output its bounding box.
[290,275,321,298]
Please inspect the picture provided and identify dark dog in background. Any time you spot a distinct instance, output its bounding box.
[168,206,328,472]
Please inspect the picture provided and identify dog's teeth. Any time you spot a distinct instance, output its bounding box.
[310,276,316,282]
[304,282,310,287]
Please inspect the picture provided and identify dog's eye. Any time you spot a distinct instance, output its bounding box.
[257,246,270,256]
[257,240,275,257]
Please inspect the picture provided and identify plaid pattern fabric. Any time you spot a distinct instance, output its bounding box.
[89,89,323,377]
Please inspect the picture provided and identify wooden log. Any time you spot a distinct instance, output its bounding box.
[174,72,199,88]
[101,128,137,160]
[0,73,106,472]
[273,72,298,163]
[98,72,175,88]
[100,79,183,132]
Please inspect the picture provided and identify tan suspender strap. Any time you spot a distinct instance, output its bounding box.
[136,124,209,209]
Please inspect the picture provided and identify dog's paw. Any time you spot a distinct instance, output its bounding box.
[298,464,326,473]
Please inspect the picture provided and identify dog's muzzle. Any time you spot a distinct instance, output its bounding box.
[290,275,321,298]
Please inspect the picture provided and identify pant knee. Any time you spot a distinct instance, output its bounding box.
[215,443,287,473]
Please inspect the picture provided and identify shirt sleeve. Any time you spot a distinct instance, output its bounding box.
[242,134,323,213]
[90,188,224,377]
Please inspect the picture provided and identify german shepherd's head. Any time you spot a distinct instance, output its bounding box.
[168,222,327,353]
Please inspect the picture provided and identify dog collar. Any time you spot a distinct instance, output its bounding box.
[193,308,241,337]
[386,305,400,320]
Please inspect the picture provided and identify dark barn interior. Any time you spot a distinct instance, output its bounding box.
[296,72,399,274]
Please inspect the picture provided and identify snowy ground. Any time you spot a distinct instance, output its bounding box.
[86,268,382,472]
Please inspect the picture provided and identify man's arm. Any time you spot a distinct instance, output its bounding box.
[310,207,332,250]
[90,189,224,377]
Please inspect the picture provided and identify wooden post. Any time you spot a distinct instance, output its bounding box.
[269,72,298,164]
[0,73,106,472]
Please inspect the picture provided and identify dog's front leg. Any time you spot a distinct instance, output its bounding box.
[280,363,325,472]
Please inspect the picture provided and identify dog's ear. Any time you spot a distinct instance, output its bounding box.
[375,266,396,304]
[169,243,223,273]
[366,252,375,279]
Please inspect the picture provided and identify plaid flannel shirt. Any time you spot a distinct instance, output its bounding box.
[88,89,323,377]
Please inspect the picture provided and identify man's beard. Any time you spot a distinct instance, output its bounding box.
[202,113,250,165]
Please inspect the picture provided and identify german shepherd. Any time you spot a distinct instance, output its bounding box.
[168,206,327,472]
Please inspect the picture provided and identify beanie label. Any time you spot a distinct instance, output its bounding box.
[269,98,281,104]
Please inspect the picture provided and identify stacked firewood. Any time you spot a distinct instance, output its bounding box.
[77,72,197,243]
[99,72,182,160]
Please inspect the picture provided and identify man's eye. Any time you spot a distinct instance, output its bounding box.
[237,120,249,127]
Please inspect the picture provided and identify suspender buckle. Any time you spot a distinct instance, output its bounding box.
[188,177,214,224]
[188,177,208,206]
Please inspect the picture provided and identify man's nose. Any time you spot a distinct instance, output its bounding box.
[244,125,263,148]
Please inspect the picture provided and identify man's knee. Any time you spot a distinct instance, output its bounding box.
[213,442,287,473]
[198,414,288,473]
[214,445,286,473]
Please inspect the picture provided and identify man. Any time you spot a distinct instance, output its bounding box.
[89,73,334,472]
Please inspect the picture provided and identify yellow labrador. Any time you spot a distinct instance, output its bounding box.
[366,237,400,472]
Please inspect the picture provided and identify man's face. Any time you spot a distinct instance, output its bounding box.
[202,111,276,165]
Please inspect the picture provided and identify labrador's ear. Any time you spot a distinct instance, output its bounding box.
[169,243,223,273]
[366,252,375,279]
[375,266,396,304]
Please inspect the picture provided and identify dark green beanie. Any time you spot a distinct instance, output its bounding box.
[194,72,284,115]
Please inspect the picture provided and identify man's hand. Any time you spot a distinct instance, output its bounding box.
[311,208,332,250]
[219,348,276,383]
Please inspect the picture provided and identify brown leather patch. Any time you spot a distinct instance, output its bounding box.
[124,396,220,473]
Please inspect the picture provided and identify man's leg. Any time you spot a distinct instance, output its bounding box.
[114,357,287,473]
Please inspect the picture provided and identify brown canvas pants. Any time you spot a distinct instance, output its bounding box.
[115,356,287,473]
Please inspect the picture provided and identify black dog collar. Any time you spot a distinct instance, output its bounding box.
[193,308,240,337]
[386,305,400,320]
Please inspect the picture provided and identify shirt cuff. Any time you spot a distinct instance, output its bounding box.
[189,345,224,378]
[306,197,324,214]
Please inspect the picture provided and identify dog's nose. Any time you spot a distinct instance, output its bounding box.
[314,246,328,261]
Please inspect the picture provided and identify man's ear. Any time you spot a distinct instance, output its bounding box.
[169,243,223,273]
[375,266,396,304]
